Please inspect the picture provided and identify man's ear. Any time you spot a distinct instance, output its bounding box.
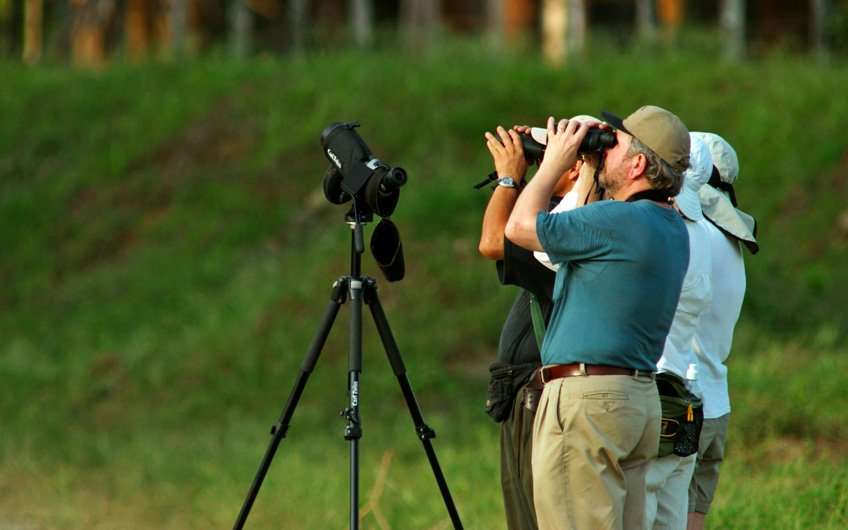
[628,153,647,181]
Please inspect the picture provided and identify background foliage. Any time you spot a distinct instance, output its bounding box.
[1,38,847,528]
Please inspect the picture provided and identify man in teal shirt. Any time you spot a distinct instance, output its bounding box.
[505,106,691,530]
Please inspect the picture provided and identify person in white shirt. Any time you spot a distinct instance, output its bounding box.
[644,134,714,530]
[686,132,758,530]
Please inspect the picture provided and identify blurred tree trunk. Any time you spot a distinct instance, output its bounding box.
[401,0,439,51]
[657,0,684,39]
[542,0,565,64]
[635,0,656,41]
[1,0,11,55]
[504,0,533,44]
[23,0,42,64]
[230,0,252,58]
[125,0,152,60]
[811,0,829,60]
[350,0,373,46]
[485,0,504,49]
[566,0,586,57]
[168,0,188,57]
[289,0,307,52]
[542,0,585,66]
[720,0,745,60]
[70,0,116,68]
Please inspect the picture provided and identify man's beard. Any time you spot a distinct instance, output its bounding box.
[600,163,625,197]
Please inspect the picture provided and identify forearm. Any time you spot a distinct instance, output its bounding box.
[478,187,519,260]
[505,164,561,251]
[573,163,599,206]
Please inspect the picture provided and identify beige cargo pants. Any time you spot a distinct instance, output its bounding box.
[532,374,661,530]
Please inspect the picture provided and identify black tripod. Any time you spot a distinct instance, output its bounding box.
[233,208,463,530]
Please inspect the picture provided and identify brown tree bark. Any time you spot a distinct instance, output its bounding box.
[70,0,117,68]
[504,0,533,43]
[125,0,153,60]
[23,0,43,64]
[247,0,280,19]
[0,0,10,55]
[657,0,684,37]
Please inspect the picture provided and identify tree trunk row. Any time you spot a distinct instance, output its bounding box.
[16,1,834,66]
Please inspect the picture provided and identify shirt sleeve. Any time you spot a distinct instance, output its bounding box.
[496,237,555,302]
[536,201,619,265]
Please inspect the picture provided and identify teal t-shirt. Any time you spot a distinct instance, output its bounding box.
[536,199,689,371]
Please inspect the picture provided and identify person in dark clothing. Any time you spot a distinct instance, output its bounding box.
[479,124,581,530]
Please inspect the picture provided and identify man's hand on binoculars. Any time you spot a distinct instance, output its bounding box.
[484,125,529,183]
[538,117,594,177]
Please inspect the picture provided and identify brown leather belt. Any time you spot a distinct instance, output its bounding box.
[539,363,654,384]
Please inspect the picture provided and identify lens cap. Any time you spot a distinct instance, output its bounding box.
[370,218,405,282]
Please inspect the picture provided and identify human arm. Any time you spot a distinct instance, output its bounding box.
[505,117,592,251]
[478,126,529,260]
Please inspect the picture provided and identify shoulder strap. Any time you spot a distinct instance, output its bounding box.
[529,293,546,351]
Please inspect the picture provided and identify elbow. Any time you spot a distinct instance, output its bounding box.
[504,216,518,241]
[478,236,502,260]
[505,215,537,250]
[504,217,522,245]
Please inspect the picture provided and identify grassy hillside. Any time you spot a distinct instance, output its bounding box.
[1,43,847,529]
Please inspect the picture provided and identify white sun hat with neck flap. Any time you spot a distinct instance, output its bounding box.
[674,134,713,221]
[691,131,759,254]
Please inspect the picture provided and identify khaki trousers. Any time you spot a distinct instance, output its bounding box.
[531,374,661,530]
[644,453,696,529]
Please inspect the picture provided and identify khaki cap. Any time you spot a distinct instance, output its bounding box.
[602,105,690,172]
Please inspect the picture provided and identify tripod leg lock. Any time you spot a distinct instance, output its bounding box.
[417,424,436,441]
[331,277,349,303]
[270,422,289,439]
[362,277,378,305]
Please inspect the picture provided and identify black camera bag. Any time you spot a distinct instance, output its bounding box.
[485,361,539,423]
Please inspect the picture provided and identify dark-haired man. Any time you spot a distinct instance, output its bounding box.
[479,124,582,530]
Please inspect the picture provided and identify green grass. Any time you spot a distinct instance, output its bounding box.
[1,40,847,528]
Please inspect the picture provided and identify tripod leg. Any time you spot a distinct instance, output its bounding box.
[345,278,364,530]
[233,278,348,530]
[364,279,464,530]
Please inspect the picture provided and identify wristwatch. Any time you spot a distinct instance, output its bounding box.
[497,177,519,189]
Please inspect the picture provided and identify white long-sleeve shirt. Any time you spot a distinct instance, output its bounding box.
[692,218,746,418]
[656,219,713,383]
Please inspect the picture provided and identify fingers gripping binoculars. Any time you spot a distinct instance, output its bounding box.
[519,127,617,165]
